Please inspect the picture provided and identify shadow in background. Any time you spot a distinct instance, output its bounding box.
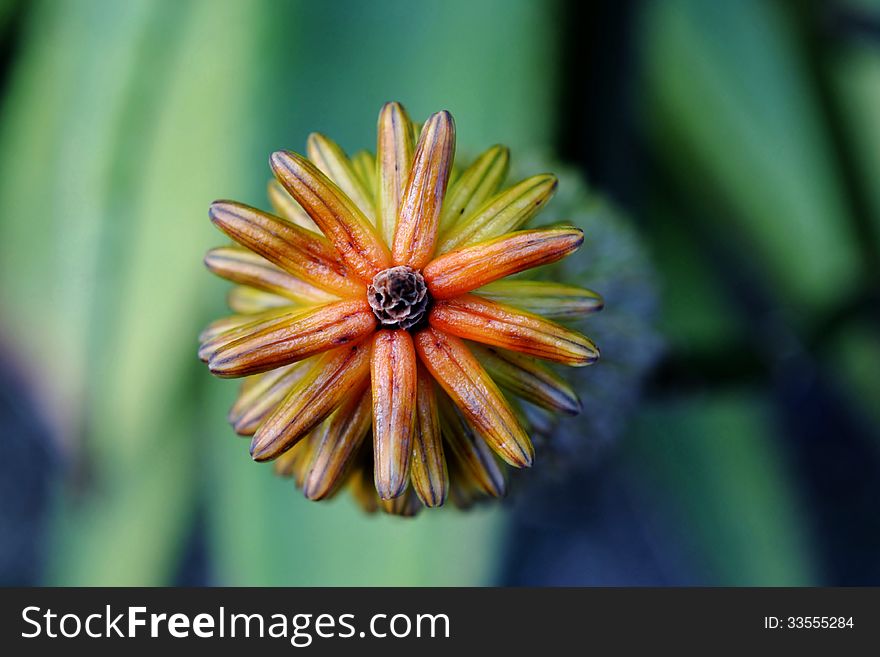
[501,0,880,586]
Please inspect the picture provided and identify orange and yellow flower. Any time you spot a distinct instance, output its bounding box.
[200,102,602,515]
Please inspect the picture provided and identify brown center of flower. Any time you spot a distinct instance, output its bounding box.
[368,266,430,330]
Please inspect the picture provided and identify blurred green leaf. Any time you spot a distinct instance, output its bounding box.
[829,322,880,453]
[645,198,744,355]
[831,31,880,252]
[643,0,861,315]
[0,0,271,584]
[628,392,816,585]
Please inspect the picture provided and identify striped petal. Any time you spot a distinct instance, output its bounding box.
[379,487,422,517]
[209,299,376,377]
[276,427,322,488]
[371,329,417,499]
[251,342,372,461]
[199,314,254,348]
[438,145,509,234]
[423,227,583,300]
[476,280,604,320]
[306,132,375,219]
[430,295,599,367]
[351,150,377,202]
[267,179,319,232]
[470,344,582,415]
[414,327,532,467]
[303,384,372,500]
[271,150,391,281]
[198,306,295,363]
[520,401,555,439]
[437,174,557,252]
[348,449,380,514]
[273,435,307,477]
[227,286,297,315]
[437,393,507,497]
[227,362,311,435]
[209,201,362,297]
[392,110,455,269]
[376,101,416,247]
[206,246,336,305]
[410,365,448,507]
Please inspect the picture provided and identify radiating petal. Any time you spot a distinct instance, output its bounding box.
[410,365,448,507]
[376,101,415,246]
[430,294,598,367]
[436,393,507,496]
[371,329,417,499]
[520,401,555,439]
[209,201,362,297]
[198,306,296,363]
[205,246,336,306]
[379,487,421,516]
[423,227,583,299]
[267,179,320,231]
[227,286,296,315]
[251,342,372,461]
[475,280,604,320]
[348,450,380,514]
[270,150,391,281]
[280,427,322,488]
[307,132,375,219]
[273,438,304,477]
[438,145,509,234]
[198,314,254,348]
[209,299,376,378]
[392,110,455,269]
[351,150,377,202]
[437,174,557,252]
[414,328,532,467]
[471,344,582,415]
[303,384,372,500]
[448,480,479,510]
[228,361,311,435]
[505,395,534,436]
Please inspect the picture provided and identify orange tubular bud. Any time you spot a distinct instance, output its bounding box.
[470,344,582,415]
[423,226,583,300]
[475,280,604,320]
[303,383,372,500]
[227,362,312,436]
[392,110,455,269]
[226,286,293,315]
[209,200,362,298]
[437,173,558,252]
[270,150,391,282]
[273,426,320,479]
[198,306,297,363]
[250,342,372,461]
[209,299,376,378]
[410,366,448,507]
[267,179,320,232]
[430,295,599,367]
[438,144,509,234]
[199,314,257,350]
[437,393,507,497]
[414,328,533,468]
[371,330,418,499]
[205,246,336,305]
[376,101,415,246]
[306,132,375,219]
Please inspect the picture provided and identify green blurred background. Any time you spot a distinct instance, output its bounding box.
[1,0,878,586]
